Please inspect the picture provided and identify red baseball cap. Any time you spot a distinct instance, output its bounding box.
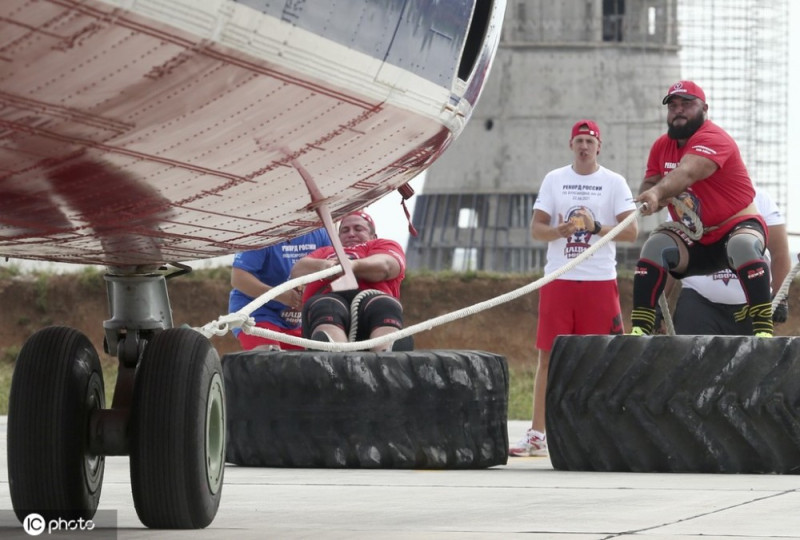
[662,80,706,104]
[571,119,601,141]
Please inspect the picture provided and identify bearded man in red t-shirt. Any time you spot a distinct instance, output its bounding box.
[632,80,773,337]
[290,211,406,351]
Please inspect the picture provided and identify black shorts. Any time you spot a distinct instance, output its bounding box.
[671,219,766,279]
[673,288,752,335]
[301,288,402,341]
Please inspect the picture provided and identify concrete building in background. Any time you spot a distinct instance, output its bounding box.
[407,0,788,273]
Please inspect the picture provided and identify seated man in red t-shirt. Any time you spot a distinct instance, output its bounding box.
[289,211,406,352]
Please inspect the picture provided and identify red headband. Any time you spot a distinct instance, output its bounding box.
[344,211,375,232]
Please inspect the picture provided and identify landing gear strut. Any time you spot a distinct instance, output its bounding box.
[7,265,225,528]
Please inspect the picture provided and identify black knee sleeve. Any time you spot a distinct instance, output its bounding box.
[640,232,681,269]
[631,232,680,335]
[726,231,771,335]
[302,294,350,338]
[726,232,765,268]
[353,292,403,341]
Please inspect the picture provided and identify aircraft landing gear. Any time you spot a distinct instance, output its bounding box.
[6,267,225,529]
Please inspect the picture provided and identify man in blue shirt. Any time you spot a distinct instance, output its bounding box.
[228,228,331,349]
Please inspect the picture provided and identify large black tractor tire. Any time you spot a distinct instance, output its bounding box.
[546,334,800,474]
[224,349,509,469]
[7,326,105,522]
[130,328,226,528]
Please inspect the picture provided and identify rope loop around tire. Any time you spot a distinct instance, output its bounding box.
[348,289,384,342]
[651,197,704,241]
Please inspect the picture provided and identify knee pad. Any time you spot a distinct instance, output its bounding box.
[351,291,403,341]
[640,232,681,269]
[726,231,765,268]
[302,294,349,338]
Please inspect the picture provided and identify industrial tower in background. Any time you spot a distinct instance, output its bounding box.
[406,0,788,273]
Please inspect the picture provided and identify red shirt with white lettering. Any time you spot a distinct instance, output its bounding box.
[301,238,406,301]
[645,120,763,244]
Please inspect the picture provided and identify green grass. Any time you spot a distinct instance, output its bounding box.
[406,269,543,282]
[0,361,12,416]
[507,364,535,420]
[0,351,118,414]
[101,362,118,407]
[0,352,535,419]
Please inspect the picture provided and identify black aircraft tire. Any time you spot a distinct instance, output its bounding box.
[546,334,800,474]
[130,328,225,529]
[7,326,105,522]
[224,349,509,469]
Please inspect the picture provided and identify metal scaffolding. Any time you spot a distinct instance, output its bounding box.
[677,0,788,211]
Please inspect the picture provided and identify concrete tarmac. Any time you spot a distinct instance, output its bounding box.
[1,418,799,539]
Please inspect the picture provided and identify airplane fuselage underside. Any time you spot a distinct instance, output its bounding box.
[0,0,502,267]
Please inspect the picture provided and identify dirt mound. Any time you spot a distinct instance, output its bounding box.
[0,271,797,369]
[0,273,239,363]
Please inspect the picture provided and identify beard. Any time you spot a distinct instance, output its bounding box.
[667,110,705,140]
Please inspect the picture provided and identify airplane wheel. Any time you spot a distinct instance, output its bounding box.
[7,326,105,521]
[224,349,509,468]
[546,334,800,473]
[130,328,225,529]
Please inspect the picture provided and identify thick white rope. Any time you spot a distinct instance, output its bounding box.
[196,204,797,349]
[773,260,800,310]
[654,197,703,241]
[348,289,382,342]
[658,293,676,336]
[195,209,641,351]
[195,265,343,339]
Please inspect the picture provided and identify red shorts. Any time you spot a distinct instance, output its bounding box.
[236,321,304,351]
[536,279,623,351]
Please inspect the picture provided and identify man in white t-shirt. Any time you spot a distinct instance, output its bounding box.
[657,188,791,335]
[509,119,639,457]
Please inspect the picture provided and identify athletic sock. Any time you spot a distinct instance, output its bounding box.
[631,259,668,334]
[735,260,773,336]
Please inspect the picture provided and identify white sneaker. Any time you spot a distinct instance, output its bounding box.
[509,428,548,457]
